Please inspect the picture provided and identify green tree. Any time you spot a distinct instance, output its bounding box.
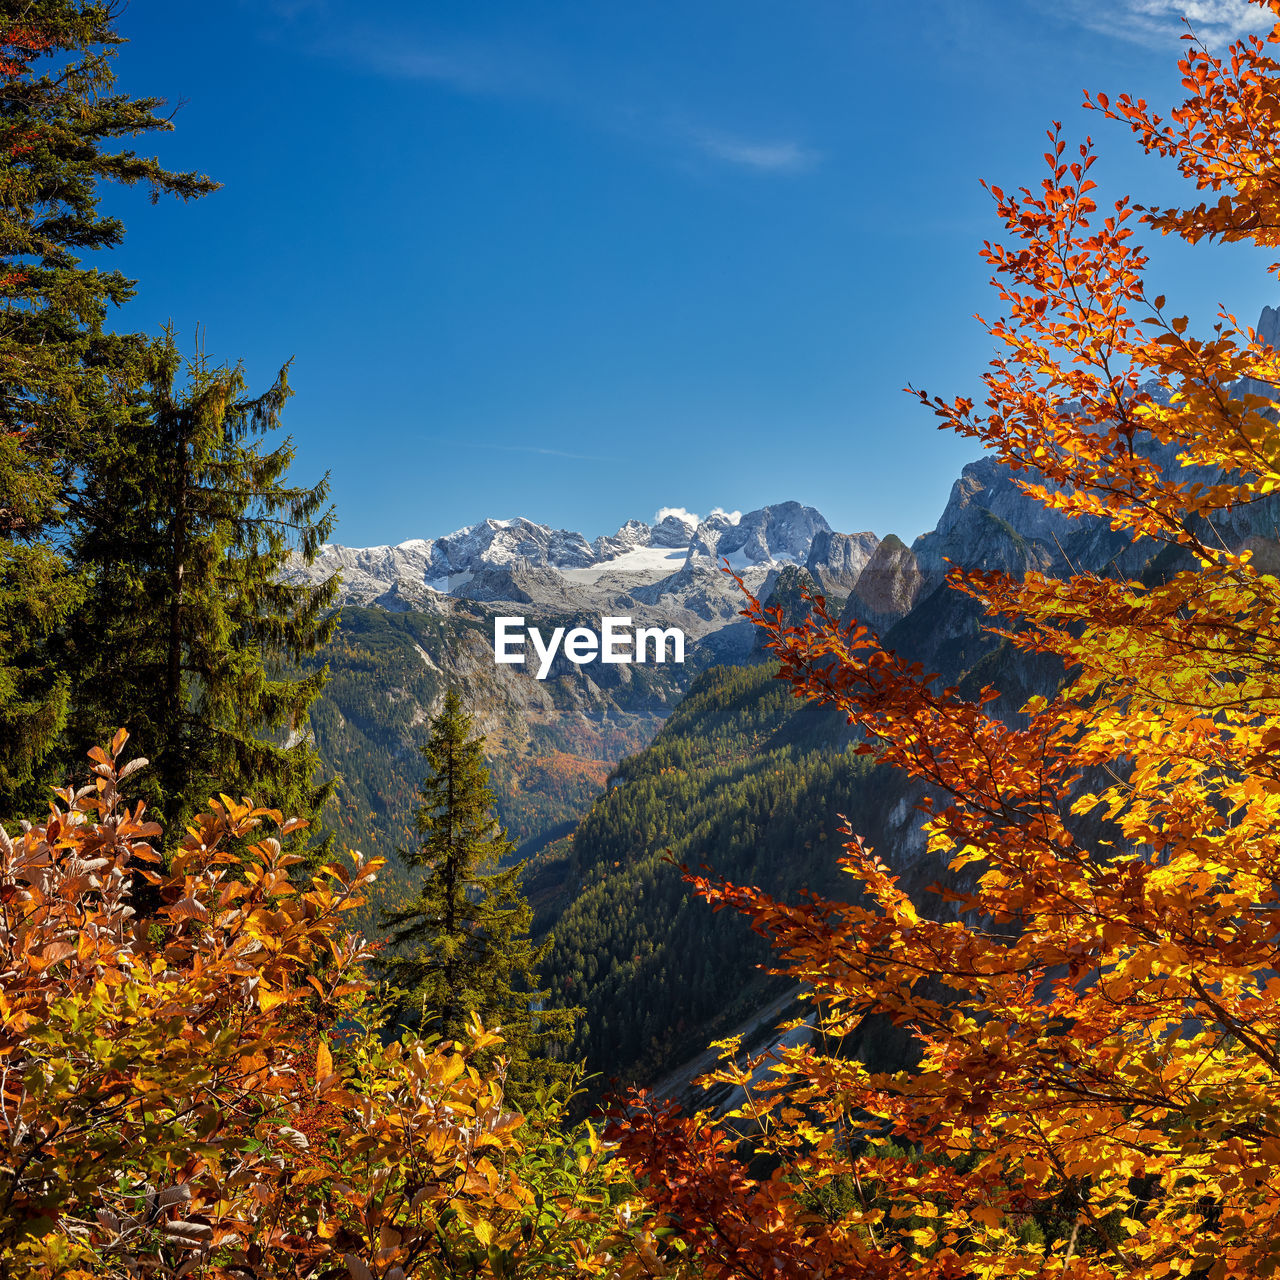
[382,689,578,1104]
[68,332,340,850]
[0,2,216,810]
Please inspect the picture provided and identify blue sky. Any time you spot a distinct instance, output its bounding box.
[104,0,1280,546]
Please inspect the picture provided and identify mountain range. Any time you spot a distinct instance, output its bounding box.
[290,501,877,629]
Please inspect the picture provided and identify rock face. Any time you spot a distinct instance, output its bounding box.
[840,534,927,633]
[806,530,879,593]
[592,519,649,559]
[687,502,831,569]
[650,512,702,549]
[453,564,579,606]
[907,434,1280,597]
[911,458,1064,585]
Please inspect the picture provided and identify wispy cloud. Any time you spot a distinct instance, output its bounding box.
[454,441,619,464]
[684,127,821,174]
[1058,0,1270,47]
[324,31,543,97]
[361,48,499,93]
[300,19,820,178]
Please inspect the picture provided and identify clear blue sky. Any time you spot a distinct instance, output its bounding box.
[104,0,1279,547]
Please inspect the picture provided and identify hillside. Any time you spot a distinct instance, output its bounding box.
[538,660,883,1085]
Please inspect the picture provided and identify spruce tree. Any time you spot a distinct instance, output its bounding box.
[68,333,340,848]
[0,3,216,811]
[382,689,577,1104]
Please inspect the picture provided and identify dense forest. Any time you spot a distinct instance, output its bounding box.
[540,661,877,1084]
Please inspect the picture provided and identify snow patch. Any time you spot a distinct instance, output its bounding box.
[722,548,801,572]
[425,571,473,592]
[560,545,688,584]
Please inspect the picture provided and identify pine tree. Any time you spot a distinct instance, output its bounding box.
[381,689,578,1103]
[68,332,340,849]
[0,3,216,810]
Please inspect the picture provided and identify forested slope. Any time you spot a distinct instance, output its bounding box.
[540,661,889,1085]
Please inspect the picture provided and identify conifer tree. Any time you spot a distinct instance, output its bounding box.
[382,689,577,1103]
[69,333,340,847]
[0,2,216,810]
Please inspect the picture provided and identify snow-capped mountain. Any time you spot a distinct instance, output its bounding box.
[294,502,871,626]
[685,502,830,569]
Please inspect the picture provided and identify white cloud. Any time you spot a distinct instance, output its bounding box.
[686,127,820,174]
[655,506,701,526]
[337,36,536,96]
[708,507,743,524]
[1060,0,1271,46]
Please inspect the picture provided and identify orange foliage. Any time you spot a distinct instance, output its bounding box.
[520,752,613,793]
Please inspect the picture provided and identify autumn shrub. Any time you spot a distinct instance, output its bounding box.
[0,731,646,1278]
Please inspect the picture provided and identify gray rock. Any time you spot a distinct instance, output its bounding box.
[688,501,831,568]
[841,535,927,633]
[806,529,879,592]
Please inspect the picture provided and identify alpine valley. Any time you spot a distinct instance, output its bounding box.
[293,364,1280,1101]
[287,500,876,900]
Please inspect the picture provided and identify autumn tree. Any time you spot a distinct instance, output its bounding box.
[382,689,578,1106]
[610,2,1280,1277]
[67,332,339,850]
[0,2,215,812]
